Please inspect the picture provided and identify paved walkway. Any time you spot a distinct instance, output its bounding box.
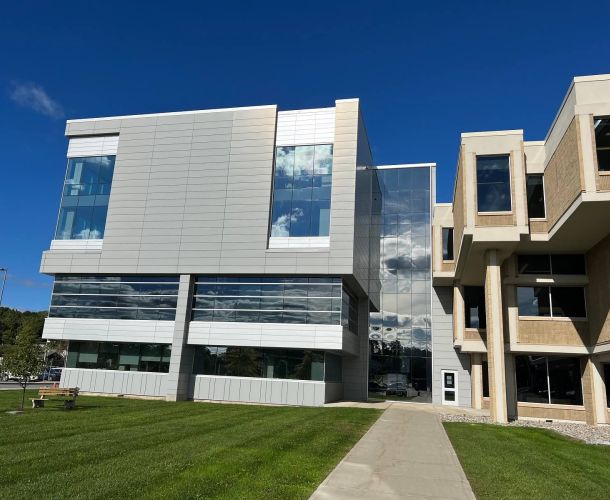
[310,405,476,500]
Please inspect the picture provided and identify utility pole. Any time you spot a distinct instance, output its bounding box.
[0,268,7,306]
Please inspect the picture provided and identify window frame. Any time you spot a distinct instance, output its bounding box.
[441,227,454,262]
[515,355,584,406]
[517,254,587,276]
[475,154,513,214]
[53,155,116,241]
[516,286,588,320]
[525,174,547,220]
[268,144,334,241]
[593,116,610,173]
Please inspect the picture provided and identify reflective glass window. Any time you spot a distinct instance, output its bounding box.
[270,145,333,238]
[476,155,511,212]
[55,156,116,240]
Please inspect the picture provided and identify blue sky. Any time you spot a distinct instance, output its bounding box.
[1,1,609,311]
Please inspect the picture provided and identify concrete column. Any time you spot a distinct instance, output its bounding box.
[484,250,508,423]
[342,296,370,401]
[166,274,195,402]
[582,357,607,425]
[471,353,482,410]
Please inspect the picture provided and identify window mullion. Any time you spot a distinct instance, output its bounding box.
[548,287,553,319]
[545,357,551,405]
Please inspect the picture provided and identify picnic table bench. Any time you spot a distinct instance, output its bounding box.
[31,387,79,409]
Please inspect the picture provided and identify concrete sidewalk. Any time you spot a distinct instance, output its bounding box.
[310,405,476,500]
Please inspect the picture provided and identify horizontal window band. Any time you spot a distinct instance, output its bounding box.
[50,306,177,310]
[192,295,340,299]
[191,308,340,313]
[53,292,178,298]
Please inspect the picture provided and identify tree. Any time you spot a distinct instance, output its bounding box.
[1,329,46,411]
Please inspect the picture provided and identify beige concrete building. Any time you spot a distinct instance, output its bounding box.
[433,74,610,425]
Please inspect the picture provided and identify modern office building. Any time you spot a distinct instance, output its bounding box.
[41,74,610,424]
[40,99,440,406]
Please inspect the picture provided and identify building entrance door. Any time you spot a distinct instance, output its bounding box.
[441,370,458,406]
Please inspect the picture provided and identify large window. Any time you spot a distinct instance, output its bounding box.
[55,156,116,240]
[49,275,179,321]
[594,117,610,172]
[516,355,583,405]
[442,227,454,260]
[67,341,171,372]
[192,346,341,381]
[526,174,546,219]
[476,155,511,213]
[270,145,332,238]
[517,286,586,318]
[464,286,486,329]
[367,167,432,403]
[191,276,357,332]
[517,254,586,275]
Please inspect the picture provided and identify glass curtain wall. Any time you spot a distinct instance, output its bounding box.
[367,167,432,402]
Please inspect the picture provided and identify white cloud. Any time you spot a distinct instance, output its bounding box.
[9,82,64,118]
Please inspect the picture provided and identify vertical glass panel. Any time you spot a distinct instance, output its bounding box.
[464,287,486,328]
[516,356,550,403]
[119,343,140,371]
[594,118,610,172]
[275,147,295,177]
[310,200,331,236]
[270,200,293,237]
[97,343,119,370]
[476,155,511,212]
[548,357,583,405]
[442,227,454,260]
[526,174,546,218]
[294,146,315,176]
[314,145,333,175]
[76,341,99,369]
[55,155,115,240]
[270,145,333,239]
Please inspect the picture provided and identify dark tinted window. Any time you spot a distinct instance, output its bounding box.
[516,355,582,405]
[476,155,511,212]
[548,357,583,405]
[594,117,610,172]
[464,286,486,329]
[442,228,454,260]
[516,356,551,403]
[551,287,586,318]
[526,174,545,218]
[67,341,170,373]
[192,346,330,381]
[482,361,489,398]
[517,255,551,274]
[550,255,586,275]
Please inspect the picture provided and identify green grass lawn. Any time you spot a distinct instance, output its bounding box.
[444,422,610,500]
[0,390,380,499]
